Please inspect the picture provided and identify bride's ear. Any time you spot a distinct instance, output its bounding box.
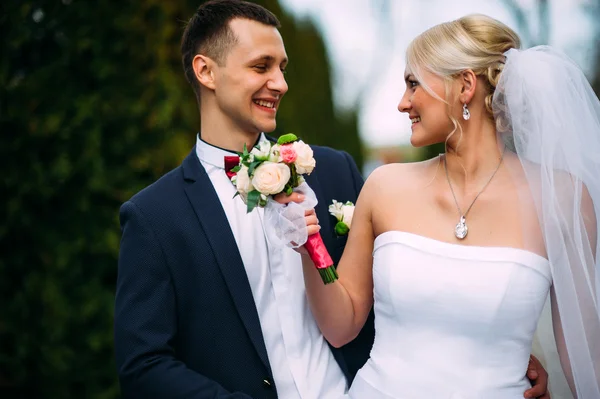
[458,69,477,104]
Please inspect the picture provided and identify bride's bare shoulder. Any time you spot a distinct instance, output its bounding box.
[364,157,442,190]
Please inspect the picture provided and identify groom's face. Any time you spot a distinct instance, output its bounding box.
[212,18,289,135]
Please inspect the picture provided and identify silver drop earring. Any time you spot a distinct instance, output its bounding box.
[462,103,471,120]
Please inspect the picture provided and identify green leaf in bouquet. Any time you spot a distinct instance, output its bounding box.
[246,190,261,213]
[258,195,268,207]
[289,163,299,187]
[277,133,298,145]
[285,186,293,196]
[254,153,269,162]
[248,160,263,176]
[231,165,241,173]
[242,143,249,157]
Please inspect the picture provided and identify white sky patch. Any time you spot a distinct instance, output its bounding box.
[280,0,597,147]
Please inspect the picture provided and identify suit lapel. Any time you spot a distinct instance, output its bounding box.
[181,150,271,372]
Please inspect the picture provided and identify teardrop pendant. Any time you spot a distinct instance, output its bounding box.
[462,103,471,120]
[454,216,468,240]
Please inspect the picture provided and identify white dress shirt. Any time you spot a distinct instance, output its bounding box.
[195,134,347,399]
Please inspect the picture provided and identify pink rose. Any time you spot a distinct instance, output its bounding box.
[279,144,297,164]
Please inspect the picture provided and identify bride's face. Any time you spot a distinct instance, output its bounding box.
[398,67,455,147]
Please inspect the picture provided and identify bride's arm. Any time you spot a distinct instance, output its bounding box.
[301,171,379,348]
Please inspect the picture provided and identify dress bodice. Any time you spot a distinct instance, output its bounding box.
[347,231,552,399]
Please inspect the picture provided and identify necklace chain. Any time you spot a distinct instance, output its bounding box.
[444,147,505,238]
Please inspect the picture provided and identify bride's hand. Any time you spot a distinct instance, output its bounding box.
[291,208,320,255]
[303,208,321,236]
[273,192,321,235]
[273,191,304,205]
[273,192,320,252]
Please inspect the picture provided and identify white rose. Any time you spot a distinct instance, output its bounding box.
[292,141,316,174]
[233,165,253,193]
[268,144,280,162]
[250,140,272,161]
[328,200,344,221]
[341,204,355,229]
[251,162,291,195]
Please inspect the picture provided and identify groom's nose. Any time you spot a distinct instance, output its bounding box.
[266,69,288,95]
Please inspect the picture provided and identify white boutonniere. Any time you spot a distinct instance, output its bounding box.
[328,200,355,236]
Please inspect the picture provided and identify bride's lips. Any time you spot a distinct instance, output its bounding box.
[410,115,421,129]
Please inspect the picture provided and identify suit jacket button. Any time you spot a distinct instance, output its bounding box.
[263,378,272,389]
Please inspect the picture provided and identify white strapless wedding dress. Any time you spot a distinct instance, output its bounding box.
[345,231,552,399]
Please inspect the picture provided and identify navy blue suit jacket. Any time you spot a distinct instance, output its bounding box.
[114,145,375,398]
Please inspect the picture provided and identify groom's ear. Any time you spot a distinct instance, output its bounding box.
[193,54,217,91]
[458,69,477,104]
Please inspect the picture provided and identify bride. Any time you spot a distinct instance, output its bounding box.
[285,14,600,398]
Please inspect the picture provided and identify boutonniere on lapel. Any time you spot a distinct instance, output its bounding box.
[226,133,338,285]
[328,200,355,236]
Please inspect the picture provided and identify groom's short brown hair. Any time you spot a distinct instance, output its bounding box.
[181,0,281,98]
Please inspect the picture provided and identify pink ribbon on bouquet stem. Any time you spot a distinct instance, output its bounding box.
[304,233,338,284]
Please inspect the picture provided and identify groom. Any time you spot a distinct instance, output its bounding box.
[114,1,548,398]
[114,1,371,397]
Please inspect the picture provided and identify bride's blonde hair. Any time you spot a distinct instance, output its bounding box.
[406,14,521,146]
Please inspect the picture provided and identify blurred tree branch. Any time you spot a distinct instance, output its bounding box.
[501,0,550,46]
[583,0,600,94]
[502,0,600,97]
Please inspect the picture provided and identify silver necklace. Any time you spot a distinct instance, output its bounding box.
[444,148,505,240]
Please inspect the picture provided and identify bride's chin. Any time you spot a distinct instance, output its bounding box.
[409,135,435,148]
[409,129,446,148]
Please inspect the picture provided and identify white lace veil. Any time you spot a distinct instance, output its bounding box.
[493,46,600,398]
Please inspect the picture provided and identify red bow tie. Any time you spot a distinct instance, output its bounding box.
[224,155,240,179]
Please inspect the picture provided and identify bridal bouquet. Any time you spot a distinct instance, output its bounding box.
[227,134,337,284]
[229,133,314,212]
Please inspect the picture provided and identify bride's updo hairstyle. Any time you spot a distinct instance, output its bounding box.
[406,14,521,140]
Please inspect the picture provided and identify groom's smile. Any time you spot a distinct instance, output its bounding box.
[252,96,280,113]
